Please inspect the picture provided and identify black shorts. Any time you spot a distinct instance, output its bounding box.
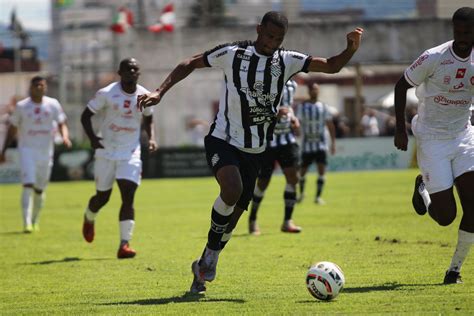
[205,135,263,210]
[259,143,300,179]
[301,150,327,167]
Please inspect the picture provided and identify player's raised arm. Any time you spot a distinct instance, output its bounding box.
[137,54,207,111]
[307,27,363,74]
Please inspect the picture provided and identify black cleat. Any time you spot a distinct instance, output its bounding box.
[190,260,206,294]
[443,270,462,284]
[412,175,427,215]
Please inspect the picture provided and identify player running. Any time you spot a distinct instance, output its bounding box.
[81,58,157,259]
[296,83,336,204]
[394,7,474,284]
[137,11,363,294]
[0,76,72,232]
[249,79,302,235]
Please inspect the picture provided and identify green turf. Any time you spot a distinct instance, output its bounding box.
[0,169,473,314]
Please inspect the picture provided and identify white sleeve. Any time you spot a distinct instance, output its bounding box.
[203,43,233,69]
[282,50,312,80]
[54,100,67,124]
[404,51,437,87]
[87,89,108,113]
[324,104,333,121]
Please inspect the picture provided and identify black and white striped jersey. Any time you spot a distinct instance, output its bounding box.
[296,101,332,152]
[268,79,298,148]
[204,41,311,153]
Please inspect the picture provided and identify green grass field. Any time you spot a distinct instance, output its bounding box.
[1,169,473,314]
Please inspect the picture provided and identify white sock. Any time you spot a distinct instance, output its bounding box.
[253,186,265,198]
[85,208,98,222]
[448,230,474,273]
[32,192,45,224]
[213,196,234,216]
[221,232,233,243]
[21,187,33,226]
[120,220,135,242]
[418,183,431,210]
[285,183,296,193]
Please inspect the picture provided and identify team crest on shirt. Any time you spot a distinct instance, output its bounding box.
[455,68,466,79]
[270,56,281,77]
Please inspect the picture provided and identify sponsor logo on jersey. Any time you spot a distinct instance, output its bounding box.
[443,76,451,85]
[433,95,470,107]
[236,53,251,61]
[453,82,464,90]
[34,107,41,114]
[240,81,278,106]
[455,68,466,78]
[409,54,428,71]
[291,54,303,60]
[215,50,228,58]
[440,59,454,65]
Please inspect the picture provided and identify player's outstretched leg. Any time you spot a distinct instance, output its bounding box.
[412,174,429,215]
[22,186,34,233]
[281,183,301,233]
[31,190,45,231]
[249,184,265,235]
[82,190,111,243]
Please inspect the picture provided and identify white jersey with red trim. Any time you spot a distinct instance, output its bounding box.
[87,82,153,160]
[9,96,66,155]
[404,40,473,139]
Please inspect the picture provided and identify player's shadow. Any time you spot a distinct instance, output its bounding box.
[0,231,29,235]
[24,257,112,265]
[342,282,445,293]
[101,293,246,305]
[296,282,445,303]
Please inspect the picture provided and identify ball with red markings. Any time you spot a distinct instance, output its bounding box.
[306,261,345,300]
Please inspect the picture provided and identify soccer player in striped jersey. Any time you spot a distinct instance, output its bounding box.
[249,79,303,235]
[138,11,363,294]
[394,7,474,284]
[81,58,157,259]
[0,76,72,233]
[296,83,336,204]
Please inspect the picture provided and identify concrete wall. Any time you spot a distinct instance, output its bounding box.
[121,19,451,146]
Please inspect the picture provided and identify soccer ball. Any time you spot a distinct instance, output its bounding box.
[306,261,345,300]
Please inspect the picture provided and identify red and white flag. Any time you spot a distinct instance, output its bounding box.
[110,7,134,34]
[148,3,176,33]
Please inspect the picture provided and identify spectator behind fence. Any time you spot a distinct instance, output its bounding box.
[360,108,380,137]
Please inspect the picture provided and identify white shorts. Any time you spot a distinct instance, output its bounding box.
[19,147,53,190]
[94,156,142,191]
[415,128,474,194]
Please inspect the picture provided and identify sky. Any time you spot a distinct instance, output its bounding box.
[0,0,51,31]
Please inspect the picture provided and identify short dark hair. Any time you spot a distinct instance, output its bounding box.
[261,11,288,30]
[30,75,46,85]
[452,7,474,23]
[119,57,139,71]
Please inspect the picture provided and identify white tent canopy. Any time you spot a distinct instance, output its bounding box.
[376,87,418,108]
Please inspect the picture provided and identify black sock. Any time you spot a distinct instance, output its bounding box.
[207,207,231,251]
[249,195,263,222]
[284,190,297,221]
[317,177,325,198]
[299,178,306,196]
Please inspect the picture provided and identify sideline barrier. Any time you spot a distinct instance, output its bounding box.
[0,137,415,183]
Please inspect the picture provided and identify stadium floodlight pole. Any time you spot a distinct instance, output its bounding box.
[13,37,22,97]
